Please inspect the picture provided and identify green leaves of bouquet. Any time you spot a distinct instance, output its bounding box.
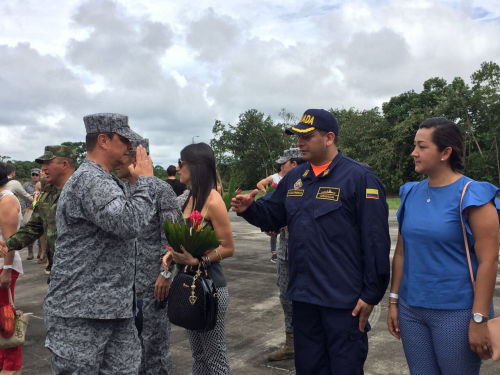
[163,210,221,260]
[222,177,241,212]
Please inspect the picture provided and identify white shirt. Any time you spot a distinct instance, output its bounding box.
[271,173,283,184]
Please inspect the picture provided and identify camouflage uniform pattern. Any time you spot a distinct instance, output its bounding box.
[84,113,142,142]
[44,158,156,318]
[45,315,141,375]
[129,177,179,375]
[43,158,156,373]
[6,183,61,255]
[276,229,293,333]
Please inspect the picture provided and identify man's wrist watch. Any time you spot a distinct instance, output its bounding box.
[2,265,13,270]
[161,271,172,280]
[471,313,489,323]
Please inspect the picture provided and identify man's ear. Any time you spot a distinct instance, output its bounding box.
[97,134,111,150]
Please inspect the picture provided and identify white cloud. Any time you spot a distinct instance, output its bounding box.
[0,0,499,167]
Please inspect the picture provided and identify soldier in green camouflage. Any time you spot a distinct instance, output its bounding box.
[0,146,76,275]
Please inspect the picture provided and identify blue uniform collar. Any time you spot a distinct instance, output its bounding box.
[301,150,344,180]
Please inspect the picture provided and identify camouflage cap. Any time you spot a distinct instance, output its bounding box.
[276,152,288,164]
[288,147,303,160]
[83,113,142,142]
[131,138,150,154]
[35,145,76,164]
[31,168,40,174]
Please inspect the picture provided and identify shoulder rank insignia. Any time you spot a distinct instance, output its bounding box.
[366,189,379,199]
[294,179,303,189]
[302,169,310,177]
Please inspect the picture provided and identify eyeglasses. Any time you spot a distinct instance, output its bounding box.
[178,159,184,168]
[31,173,39,177]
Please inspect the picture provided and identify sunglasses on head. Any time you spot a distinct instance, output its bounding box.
[178,159,184,168]
[32,173,39,177]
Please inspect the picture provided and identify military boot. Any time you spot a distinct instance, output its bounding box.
[268,332,294,361]
[27,246,34,261]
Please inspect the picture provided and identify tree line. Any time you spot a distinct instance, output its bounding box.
[211,61,500,194]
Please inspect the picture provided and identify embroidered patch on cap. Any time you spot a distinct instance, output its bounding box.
[366,189,379,199]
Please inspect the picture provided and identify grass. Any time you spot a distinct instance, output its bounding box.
[241,189,401,209]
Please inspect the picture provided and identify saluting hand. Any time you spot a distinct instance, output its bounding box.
[352,298,374,333]
[129,145,154,178]
[231,189,258,213]
[0,240,8,258]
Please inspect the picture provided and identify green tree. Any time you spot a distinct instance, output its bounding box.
[61,141,87,168]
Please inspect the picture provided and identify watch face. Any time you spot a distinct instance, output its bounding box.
[473,314,482,323]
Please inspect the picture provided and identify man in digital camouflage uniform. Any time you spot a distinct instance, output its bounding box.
[21,167,41,260]
[1,147,75,272]
[268,148,305,362]
[42,113,157,374]
[116,137,179,375]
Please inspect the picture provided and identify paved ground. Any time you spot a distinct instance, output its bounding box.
[12,211,500,374]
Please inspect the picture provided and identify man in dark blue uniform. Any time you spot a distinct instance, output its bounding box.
[232,109,390,375]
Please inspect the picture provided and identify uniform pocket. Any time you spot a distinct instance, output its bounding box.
[313,200,346,236]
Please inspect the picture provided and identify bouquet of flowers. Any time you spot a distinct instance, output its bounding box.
[163,211,221,261]
[266,182,278,194]
[222,177,241,212]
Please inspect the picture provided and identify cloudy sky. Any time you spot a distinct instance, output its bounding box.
[1,0,499,167]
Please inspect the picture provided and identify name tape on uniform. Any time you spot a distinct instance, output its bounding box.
[366,189,379,199]
[287,189,305,197]
[316,187,340,201]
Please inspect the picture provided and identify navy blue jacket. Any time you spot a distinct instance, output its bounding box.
[240,151,390,309]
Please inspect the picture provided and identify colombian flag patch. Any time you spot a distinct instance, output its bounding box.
[366,189,379,199]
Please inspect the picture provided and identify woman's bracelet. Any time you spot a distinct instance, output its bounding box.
[214,249,223,261]
[388,301,398,307]
[389,293,399,300]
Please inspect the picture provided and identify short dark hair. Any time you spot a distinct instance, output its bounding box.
[86,133,115,152]
[167,165,177,177]
[0,163,9,187]
[5,164,15,176]
[56,157,76,169]
[419,117,465,172]
[290,158,306,166]
[317,129,338,145]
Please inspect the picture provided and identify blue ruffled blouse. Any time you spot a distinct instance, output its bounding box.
[397,176,500,309]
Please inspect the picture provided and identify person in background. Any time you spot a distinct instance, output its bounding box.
[165,165,187,196]
[0,146,76,283]
[0,163,24,375]
[387,117,500,374]
[257,155,287,263]
[116,138,179,375]
[22,168,40,261]
[268,148,305,362]
[4,164,33,209]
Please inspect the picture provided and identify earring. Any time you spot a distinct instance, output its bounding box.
[441,158,444,161]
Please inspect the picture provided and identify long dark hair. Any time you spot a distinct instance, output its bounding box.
[181,143,217,213]
[0,163,9,187]
[419,117,465,172]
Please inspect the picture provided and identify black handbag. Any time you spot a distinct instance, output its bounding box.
[167,262,218,332]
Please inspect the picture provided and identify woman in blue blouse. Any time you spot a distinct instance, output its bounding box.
[387,118,500,374]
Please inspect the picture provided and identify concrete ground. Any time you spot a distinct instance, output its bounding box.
[12,211,500,374]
